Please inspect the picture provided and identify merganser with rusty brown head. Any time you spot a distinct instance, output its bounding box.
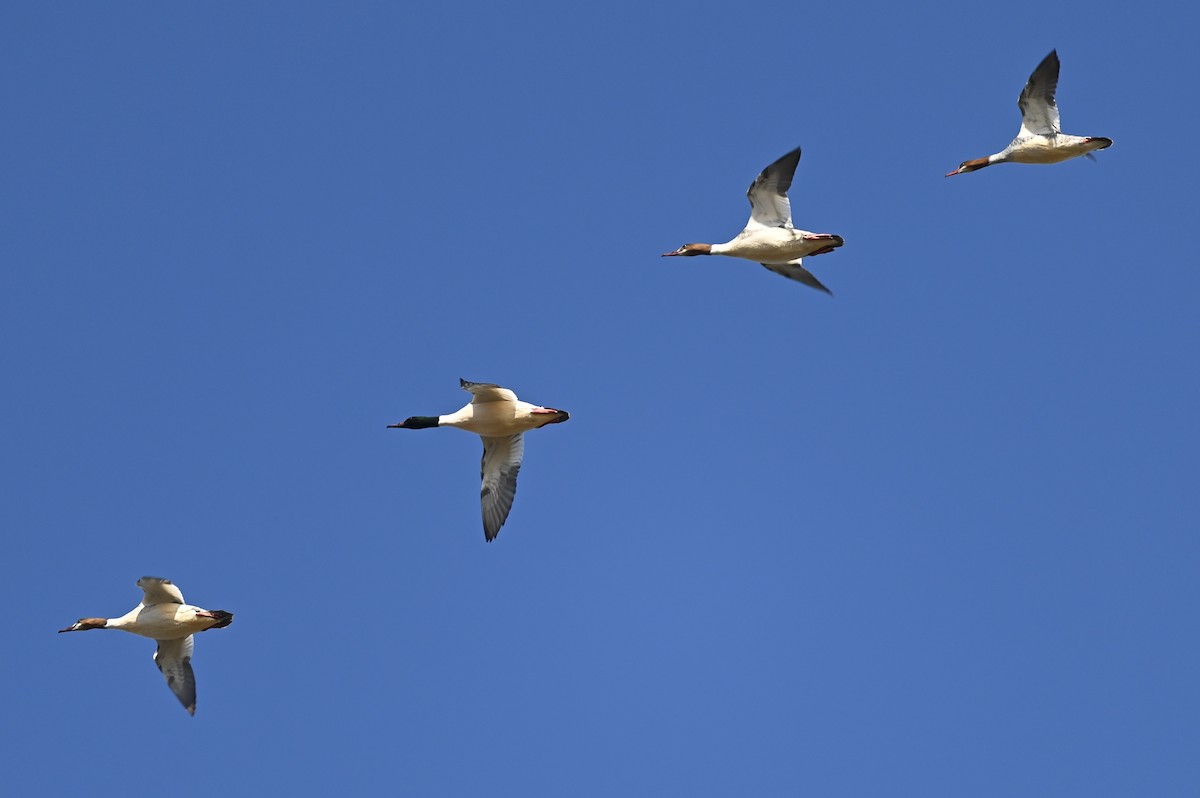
[388,378,569,542]
[59,577,233,715]
[946,50,1112,177]
[663,146,844,295]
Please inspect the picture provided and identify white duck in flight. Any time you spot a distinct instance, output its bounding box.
[389,379,570,541]
[663,146,844,294]
[59,577,233,715]
[946,50,1112,176]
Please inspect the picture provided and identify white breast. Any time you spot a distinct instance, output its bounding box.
[716,228,828,261]
[113,604,209,640]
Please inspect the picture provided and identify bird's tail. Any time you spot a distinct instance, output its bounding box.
[203,610,234,629]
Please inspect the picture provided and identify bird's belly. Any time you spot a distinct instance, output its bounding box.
[124,606,207,639]
[1007,137,1090,164]
[724,231,824,262]
[465,420,520,437]
[459,404,524,437]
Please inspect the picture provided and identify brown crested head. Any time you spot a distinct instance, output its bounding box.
[946,158,989,177]
[662,243,712,257]
[58,617,107,633]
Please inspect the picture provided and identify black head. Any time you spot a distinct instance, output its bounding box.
[387,416,440,430]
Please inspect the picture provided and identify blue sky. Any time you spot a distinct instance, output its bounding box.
[3,1,1198,795]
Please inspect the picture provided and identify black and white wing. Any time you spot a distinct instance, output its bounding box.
[460,378,519,404]
[480,433,524,541]
[1017,50,1061,137]
[760,260,832,295]
[742,147,801,234]
[137,576,185,606]
[154,635,197,715]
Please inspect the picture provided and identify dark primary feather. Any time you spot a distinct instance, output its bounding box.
[760,261,833,295]
[747,147,802,206]
[480,434,524,542]
[154,636,198,715]
[743,147,803,231]
[1018,50,1061,129]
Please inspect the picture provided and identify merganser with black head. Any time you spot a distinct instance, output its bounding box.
[389,378,569,541]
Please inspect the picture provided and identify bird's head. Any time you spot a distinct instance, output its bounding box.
[662,243,712,257]
[945,157,989,177]
[58,618,106,633]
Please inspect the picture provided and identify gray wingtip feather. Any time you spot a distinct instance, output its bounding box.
[749,147,803,196]
[760,262,833,294]
[479,434,522,542]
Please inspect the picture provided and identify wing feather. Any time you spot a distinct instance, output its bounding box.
[479,434,524,541]
[460,378,518,404]
[137,577,185,606]
[760,260,833,295]
[154,636,197,715]
[1017,50,1061,137]
[742,148,801,233]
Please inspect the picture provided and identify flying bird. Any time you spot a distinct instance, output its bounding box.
[59,577,233,715]
[663,146,844,294]
[389,379,570,541]
[946,50,1112,176]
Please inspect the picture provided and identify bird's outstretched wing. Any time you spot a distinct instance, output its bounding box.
[742,148,801,234]
[137,577,185,606]
[760,260,833,294]
[480,433,524,541]
[154,635,197,715]
[1017,50,1061,137]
